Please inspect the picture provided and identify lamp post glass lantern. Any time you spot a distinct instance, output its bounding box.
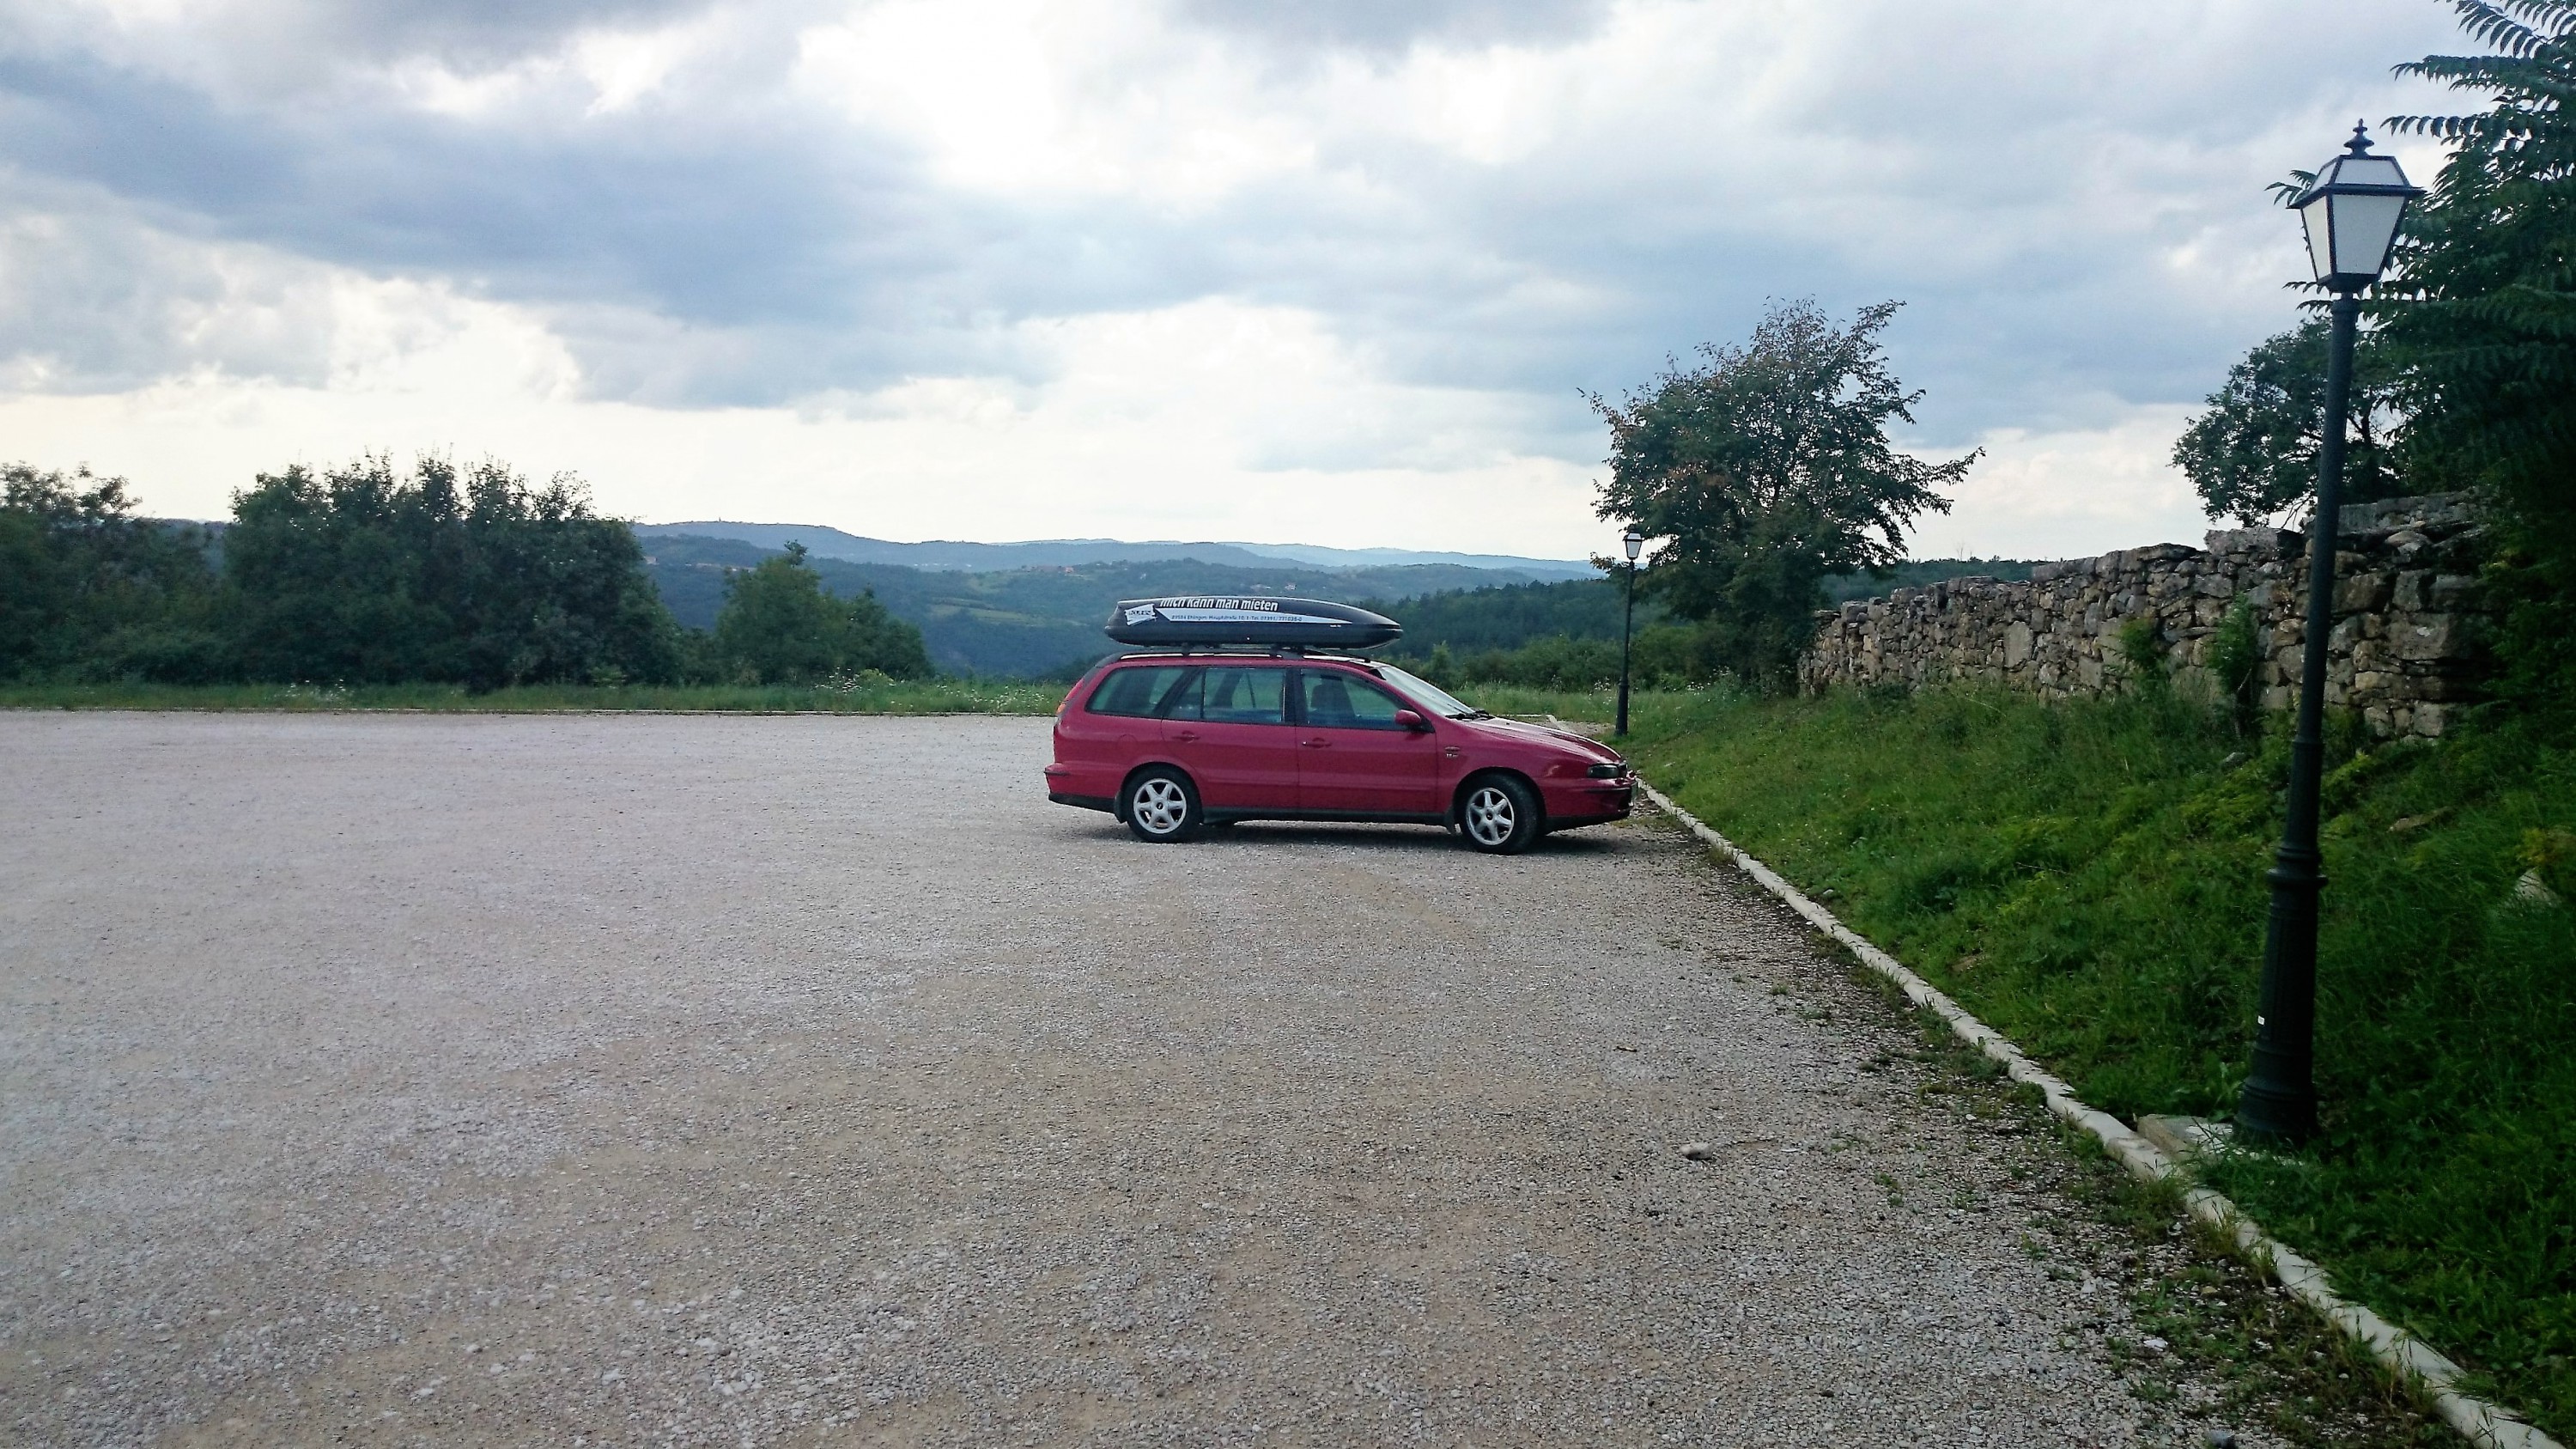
[1616,530,1644,737]
[2237,123,2421,1147]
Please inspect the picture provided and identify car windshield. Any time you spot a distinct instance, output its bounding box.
[1373,664,1489,720]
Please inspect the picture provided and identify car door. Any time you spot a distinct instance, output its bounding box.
[1161,664,1299,811]
[1293,667,1443,815]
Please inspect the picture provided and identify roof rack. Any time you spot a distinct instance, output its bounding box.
[1116,644,1375,661]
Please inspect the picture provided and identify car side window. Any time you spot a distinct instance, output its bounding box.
[1300,670,1411,731]
[1198,666,1287,725]
[1088,665,1193,718]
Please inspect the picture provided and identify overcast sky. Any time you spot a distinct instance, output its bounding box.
[0,0,2472,560]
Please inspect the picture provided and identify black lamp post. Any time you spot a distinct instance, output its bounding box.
[1615,529,1645,737]
[2237,124,2422,1147]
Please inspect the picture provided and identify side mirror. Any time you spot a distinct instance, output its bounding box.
[1393,709,1430,731]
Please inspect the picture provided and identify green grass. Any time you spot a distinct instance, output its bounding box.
[1619,684,2576,1437]
[0,679,1067,714]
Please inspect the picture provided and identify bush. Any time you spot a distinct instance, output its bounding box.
[224,455,681,689]
[707,542,932,685]
[0,463,227,682]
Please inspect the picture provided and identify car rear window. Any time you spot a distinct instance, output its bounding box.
[1087,665,1196,718]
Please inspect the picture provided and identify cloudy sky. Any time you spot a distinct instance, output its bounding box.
[0,0,2470,560]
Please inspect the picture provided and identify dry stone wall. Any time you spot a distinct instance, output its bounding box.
[1797,493,2493,739]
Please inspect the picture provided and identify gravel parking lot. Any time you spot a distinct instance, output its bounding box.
[4,712,2252,1446]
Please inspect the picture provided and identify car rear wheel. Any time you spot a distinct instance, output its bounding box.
[1122,767,1202,843]
[1460,775,1540,855]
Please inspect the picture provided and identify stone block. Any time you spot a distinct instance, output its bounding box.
[2339,490,2481,539]
[2393,613,2478,662]
[2195,573,2235,599]
[2003,621,2035,668]
[2431,574,2480,609]
[2205,527,2298,557]
[2336,570,2391,613]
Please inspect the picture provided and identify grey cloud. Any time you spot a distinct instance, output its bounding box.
[283,0,721,68]
[0,178,337,392]
[1175,0,1608,53]
[0,0,2476,441]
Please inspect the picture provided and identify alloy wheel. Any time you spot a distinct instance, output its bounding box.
[1130,777,1192,837]
[1464,785,1517,847]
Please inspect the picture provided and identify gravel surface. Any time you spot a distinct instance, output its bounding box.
[3,712,2259,1446]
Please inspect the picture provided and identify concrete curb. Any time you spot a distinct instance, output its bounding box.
[1634,778,2560,1449]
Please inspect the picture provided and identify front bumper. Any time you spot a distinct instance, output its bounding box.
[1542,778,1635,827]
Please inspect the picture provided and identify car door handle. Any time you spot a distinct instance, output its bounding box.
[1301,737,1330,749]
[1171,730,1200,742]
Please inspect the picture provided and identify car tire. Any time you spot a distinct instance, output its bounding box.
[1122,767,1203,843]
[1459,774,1541,855]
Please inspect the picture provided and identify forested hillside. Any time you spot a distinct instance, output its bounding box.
[641,532,1572,677]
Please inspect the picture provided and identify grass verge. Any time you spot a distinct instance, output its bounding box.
[0,679,1067,715]
[1621,685,2575,1439]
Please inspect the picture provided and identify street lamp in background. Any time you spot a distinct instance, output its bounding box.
[1616,529,1646,738]
[2237,124,2422,1147]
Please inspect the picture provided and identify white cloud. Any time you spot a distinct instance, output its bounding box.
[1906,408,2213,563]
[0,281,1599,552]
[0,0,2487,561]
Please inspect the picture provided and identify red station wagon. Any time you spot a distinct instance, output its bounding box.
[1044,652,1635,854]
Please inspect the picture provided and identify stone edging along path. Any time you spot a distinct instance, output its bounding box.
[1631,778,2560,1449]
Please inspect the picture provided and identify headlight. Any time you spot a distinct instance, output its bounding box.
[1586,761,1626,779]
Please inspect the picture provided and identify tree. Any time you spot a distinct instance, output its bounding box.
[2172,319,2409,527]
[224,455,681,688]
[1590,300,1973,685]
[2372,1,2576,695]
[0,462,227,682]
[2377,1,2576,537]
[709,542,933,684]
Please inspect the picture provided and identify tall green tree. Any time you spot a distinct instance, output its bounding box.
[225,455,681,688]
[2374,0,2576,691]
[2379,2,2576,515]
[0,462,227,681]
[2172,319,2409,527]
[1590,300,1973,685]
[709,542,933,684]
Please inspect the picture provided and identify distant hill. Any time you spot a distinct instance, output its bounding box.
[640,533,1589,678]
[635,521,1595,580]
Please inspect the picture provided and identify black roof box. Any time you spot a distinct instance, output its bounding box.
[1104,596,1401,650]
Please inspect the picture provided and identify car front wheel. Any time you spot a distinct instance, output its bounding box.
[1122,767,1202,843]
[1459,775,1540,855]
